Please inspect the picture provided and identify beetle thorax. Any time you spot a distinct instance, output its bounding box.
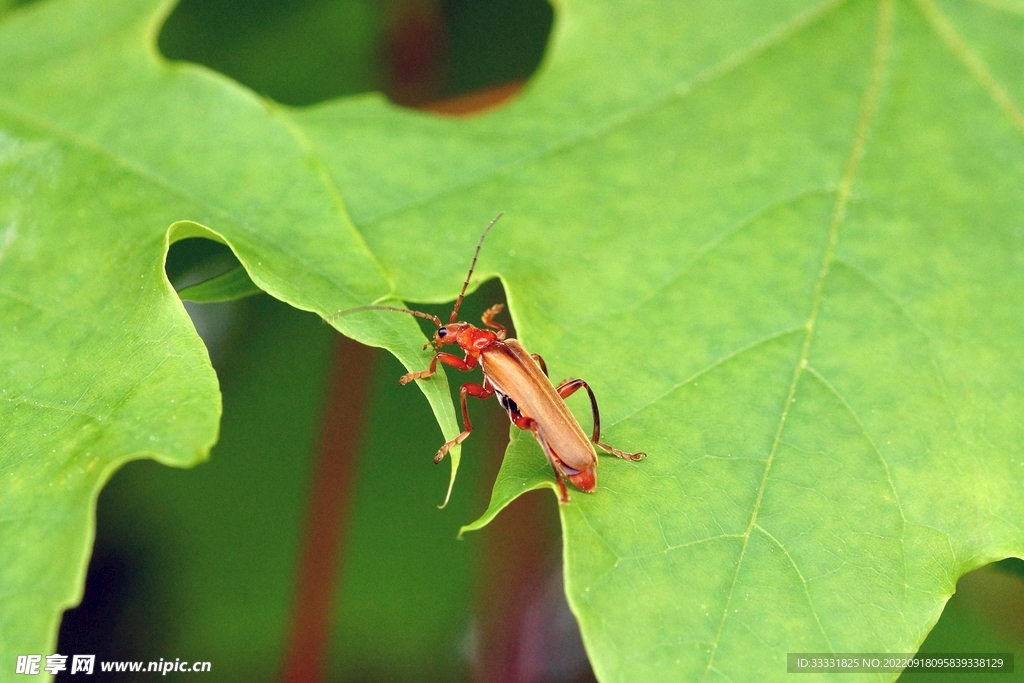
[455,324,497,353]
[430,322,497,354]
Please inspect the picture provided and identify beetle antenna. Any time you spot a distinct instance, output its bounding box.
[450,212,504,324]
[329,305,442,327]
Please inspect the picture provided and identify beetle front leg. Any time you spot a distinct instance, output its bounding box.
[556,379,645,461]
[399,352,477,385]
[433,381,494,463]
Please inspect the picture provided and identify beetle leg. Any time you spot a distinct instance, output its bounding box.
[399,351,478,385]
[481,303,506,340]
[505,401,533,431]
[530,353,548,377]
[503,404,571,503]
[433,382,494,463]
[556,379,646,461]
[546,453,571,503]
[532,426,571,503]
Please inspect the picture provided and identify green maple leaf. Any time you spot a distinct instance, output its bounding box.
[2,0,1024,680]
[0,0,464,664]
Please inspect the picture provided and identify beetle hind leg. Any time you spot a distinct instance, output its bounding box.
[595,440,645,461]
[547,459,571,504]
[506,405,572,503]
[533,427,571,504]
[556,378,646,461]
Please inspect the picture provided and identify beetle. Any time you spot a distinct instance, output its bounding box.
[340,214,644,502]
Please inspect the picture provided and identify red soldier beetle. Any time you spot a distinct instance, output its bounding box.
[338,213,645,502]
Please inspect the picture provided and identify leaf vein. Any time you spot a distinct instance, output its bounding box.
[803,365,909,607]
[269,105,396,292]
[568,186,836,335]
[913,0,1024,137]
[701,1,893,676]
[830,257,959,433]
[625,533,747,562]
[358,0,851,228]
[612,326,806,427]
[966,0,1024,17]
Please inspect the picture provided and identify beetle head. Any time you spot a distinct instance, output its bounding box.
[427,322,469,351]
[428,322,499,354]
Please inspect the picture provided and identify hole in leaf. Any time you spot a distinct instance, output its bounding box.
[0,0,40,15]
[158,0,552,110]
[165,237,252,366]
[165,237,240,292]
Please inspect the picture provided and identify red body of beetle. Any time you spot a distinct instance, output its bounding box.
[341,214,644,502]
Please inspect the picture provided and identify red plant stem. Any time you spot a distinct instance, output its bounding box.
[476,407,559,683]
[280,336,375,683]
[277,73,527,682]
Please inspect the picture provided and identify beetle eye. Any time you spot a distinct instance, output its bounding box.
[437,328,448,338]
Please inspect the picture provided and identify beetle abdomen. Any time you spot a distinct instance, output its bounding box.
[567,467,596,492]
[480,339,597,474]
[495,389,519,417]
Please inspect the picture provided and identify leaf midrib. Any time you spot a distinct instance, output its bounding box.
[701,0,894,674]
[690,0,1024,662]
